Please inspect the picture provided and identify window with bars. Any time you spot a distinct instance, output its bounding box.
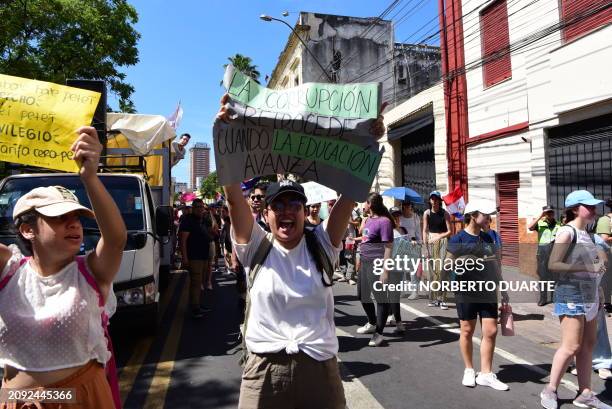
[480,0,512,87]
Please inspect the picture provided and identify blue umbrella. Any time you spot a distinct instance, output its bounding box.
[381,187,424,204]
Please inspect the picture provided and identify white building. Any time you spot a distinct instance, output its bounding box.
[440,0,612,270]
[379,83,447,208]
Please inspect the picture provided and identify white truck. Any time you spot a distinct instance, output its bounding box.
[0,113,176,335]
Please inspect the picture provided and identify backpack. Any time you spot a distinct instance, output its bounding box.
[238,229,335,366]
[0,255,121,409]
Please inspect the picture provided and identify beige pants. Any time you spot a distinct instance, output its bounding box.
[0,361,114,409]
[239,352,345,409]
[426,235,448,302]
[189,259,209,308]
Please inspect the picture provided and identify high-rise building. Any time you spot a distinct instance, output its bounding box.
[189,142,210,191]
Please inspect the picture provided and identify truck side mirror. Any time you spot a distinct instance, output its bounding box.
[155,205,172,236]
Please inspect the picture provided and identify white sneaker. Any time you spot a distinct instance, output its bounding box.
[598,368,612,380]
[356,322,376,334]
[462,368,476,387]
[428,300,439,307]
[368,333,384,347]
[475,372,509,391]
[386,315,396,326]
[440,302,449,310]
[348,279,357,285]
[393,322,406,334]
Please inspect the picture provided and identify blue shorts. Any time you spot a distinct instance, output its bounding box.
[553,302,588,317]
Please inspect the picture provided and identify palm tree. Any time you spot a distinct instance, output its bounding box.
[223,54,261,84]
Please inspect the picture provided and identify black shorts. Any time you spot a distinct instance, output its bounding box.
[456,302,498,321]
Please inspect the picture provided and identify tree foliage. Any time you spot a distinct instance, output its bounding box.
[224,54,260,84]
[0,0,140,110]
[200,171,221,199]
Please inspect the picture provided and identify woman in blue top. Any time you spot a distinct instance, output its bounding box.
[446,200,509,392]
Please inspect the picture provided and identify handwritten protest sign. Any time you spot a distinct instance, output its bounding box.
[225,66,379,119]
[214,65,384,201]
[0,74,101,172]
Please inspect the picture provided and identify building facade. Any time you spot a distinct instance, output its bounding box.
[437,0,612,271]
[379,83,447,207]
[189,142,210,191]
[267,12,441,109]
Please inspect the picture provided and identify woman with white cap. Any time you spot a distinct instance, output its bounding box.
[540,190,610,409]
[422,190,452,309]
[0,127,127,408]
[446,200,509,392]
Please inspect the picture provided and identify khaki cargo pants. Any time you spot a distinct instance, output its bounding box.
[239,351,346,409]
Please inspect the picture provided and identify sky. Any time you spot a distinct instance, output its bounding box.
[109,0,439,185]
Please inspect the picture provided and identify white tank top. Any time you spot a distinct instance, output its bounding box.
[0,245,116,371]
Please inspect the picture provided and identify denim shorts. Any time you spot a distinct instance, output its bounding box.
[553,301,588,316]
[553,278,597,317]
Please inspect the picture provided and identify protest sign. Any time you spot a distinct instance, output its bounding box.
[224,65,379,119]
[0,74,101,172]
[302,181,337,206]
[214,65,384,201]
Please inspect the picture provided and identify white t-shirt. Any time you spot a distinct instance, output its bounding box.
[0,245,115,371]
[399,214,422,242]
[232,222,341,361]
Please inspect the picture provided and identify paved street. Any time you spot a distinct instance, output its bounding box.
[111,266,612,409]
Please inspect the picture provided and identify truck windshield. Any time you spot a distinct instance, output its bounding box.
[0,176,145,233]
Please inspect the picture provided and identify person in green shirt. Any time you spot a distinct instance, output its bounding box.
[528,205,561,306]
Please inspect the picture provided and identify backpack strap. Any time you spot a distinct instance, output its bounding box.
[0,257,28,291]
[75,256,122,409]
[561,226,579,263]
[304,228,334,286]
[239,233,274,366]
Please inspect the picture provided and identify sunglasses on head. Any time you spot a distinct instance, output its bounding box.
[269,200,304,214]
[250,194,264,201]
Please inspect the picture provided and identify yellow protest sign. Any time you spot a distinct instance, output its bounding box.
[0,74,101,172]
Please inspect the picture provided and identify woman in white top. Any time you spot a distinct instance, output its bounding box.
[217,94,386,408]
[0,127,127,409]
[540,190,607,409]
[398,201,422,299]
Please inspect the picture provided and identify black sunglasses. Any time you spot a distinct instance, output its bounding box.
[250,194,264,201]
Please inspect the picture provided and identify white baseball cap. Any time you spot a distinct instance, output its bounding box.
[13,186,95,220]
[463,200,497,215]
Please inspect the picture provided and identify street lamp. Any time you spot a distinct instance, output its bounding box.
[259,14,334,82]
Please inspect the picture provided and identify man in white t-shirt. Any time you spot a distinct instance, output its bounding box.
[226,179,354,409]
